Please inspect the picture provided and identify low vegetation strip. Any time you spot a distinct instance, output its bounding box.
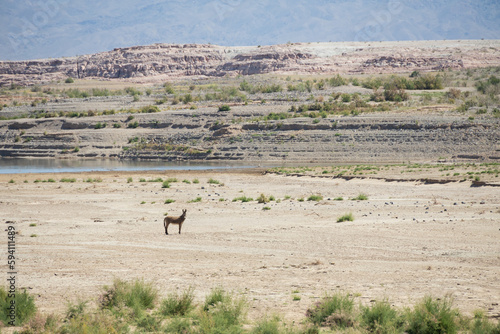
[1,281,499,333]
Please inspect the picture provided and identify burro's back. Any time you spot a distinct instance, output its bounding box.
[163,209,187,235]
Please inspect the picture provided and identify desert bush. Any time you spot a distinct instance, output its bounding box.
[58,310,129,333]
[341,93,352,103]
[361,299,403,333]
[159,287,195,316]
[384,87,409,102]
[337,213,354,222]
[164,317,193,333]
[329,74,347,87]
[59,178,76,183]
[164,199,175,204]
[363,77,383,90]
[352,193,368,201]
[208,178,220,184]
[189,197,202,203]
[0,287,37,326]
[125,87,141,96]
[413,74,444,90]
[405,296,459,334]
[140,105,160,113]
[127,121,139,128]
[199,288,247,334]
[307,194,323,202]
[306,292,356,329]
[232,196,253,203]
[65,77,74,84]
[218,104,231,112]
[257,193,269,204]
[99,279,158,313]
[446,88,462,99]
[251,315,282,334]
[468,309,500,334]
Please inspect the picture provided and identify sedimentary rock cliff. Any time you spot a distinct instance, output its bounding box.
[1,40,499,87]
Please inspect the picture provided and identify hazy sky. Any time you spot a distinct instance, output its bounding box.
[1,0,499,60]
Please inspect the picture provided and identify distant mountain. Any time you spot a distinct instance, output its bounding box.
[1,0,499,60]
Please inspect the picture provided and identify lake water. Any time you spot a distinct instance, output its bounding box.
[0,158,257,174]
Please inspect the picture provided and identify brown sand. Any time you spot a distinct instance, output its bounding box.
[1,169,499,322]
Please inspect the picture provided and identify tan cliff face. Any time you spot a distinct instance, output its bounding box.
[1,40,499,86]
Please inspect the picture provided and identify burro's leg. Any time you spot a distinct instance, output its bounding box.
[179,222,182,234]
[165,221,169,235]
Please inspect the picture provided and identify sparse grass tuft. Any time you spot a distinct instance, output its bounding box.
[60,178,77,183]
[352,193,368,201]
[233,196,253,203]
[208,178,221,184]
[164,199,175,204]
[337,213,354,222]
[189,197,202,203]
[307,194,323,201]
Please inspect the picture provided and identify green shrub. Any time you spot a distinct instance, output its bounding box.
[251,315,281,334]
[164,199,175,204]
[0,286,37,326]
[189,197,202,203]
[162,181,171,188]
[60,178,76,183]
[199,288,247,333]
[307,194,323,201]
[164,317,193,333]
[127,121,139,128]
[66,300,88,319]
[306,292,355,328]
[341,93,352,103]
[208,178,220,184]
[127,177,133,183]
[140,105,160,113]
[337,213,354,222]
[193,179,200,184]
[405,296,459,334]
[58,310,129,333]
[469,309,500,334]
[99,279,158,312]
[233,196,253,203]
[136,313,163,332]
[361,300,402,333]
[352,193,368,201]
[65,77,74,84]
[159,287,195,316]
[218,105,231,112]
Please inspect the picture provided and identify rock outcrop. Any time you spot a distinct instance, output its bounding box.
[1,40,499,87]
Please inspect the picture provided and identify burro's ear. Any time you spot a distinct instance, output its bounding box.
[183,209,187,213]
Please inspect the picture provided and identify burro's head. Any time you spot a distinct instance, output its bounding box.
[182,209,187,216]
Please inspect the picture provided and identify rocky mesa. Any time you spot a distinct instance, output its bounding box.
[1,40,500,87]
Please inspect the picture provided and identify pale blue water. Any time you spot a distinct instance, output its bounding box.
[0,158,256,174]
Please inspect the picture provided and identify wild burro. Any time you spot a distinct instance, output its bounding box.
[163,209,187,235]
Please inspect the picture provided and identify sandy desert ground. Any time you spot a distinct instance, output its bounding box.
[1,169,499,323]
